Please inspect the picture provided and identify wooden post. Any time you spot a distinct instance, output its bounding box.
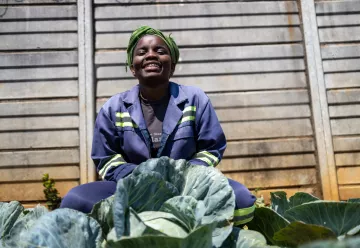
[78,0,96,184]
[299,0,339,200]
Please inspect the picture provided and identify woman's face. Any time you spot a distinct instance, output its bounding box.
[130,35,175,87]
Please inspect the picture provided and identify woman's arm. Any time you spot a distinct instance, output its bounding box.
[91,108,137,181]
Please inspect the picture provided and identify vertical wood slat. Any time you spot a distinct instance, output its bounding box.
[300,0,339,200]
[78,0,96,184]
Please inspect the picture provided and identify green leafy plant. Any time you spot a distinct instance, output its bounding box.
[42,173,62,210]
[247,191,360,247]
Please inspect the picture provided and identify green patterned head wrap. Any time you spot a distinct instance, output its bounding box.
[126,26,180,68]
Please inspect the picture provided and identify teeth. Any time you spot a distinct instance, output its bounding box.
[145,63,160,68]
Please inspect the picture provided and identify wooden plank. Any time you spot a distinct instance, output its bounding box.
[216,105,311,122]
[339,185,360,200]
[335,152,360,166]
[319,27,360,43]
[252,187,320,205]
[222,119,313,140]
[0,51,77,67]
[0,181,78,201]
[333,136,360,152]
[97,89,310,112]
[0,67,77,81]
[0,100,79,117]
[331,118,360,136]
[0,116,79,131]
[96,15,301,32]
[96,73,307,97]
[0,166,79,182]
[95,2,299,19]
[97,59,305,78]
[6,0,76,3]
[208,90,309,108]
[0,81,78,100]
[95,0,258,3]
[95,44,305,64]
[96,28,303,49]
[329,104,360,118]
[219,154,316,172]
[325,72,360,89]
[0,20,77,33]
[321,44,360,59]
[0,6,77,20]
[224,138,315,156]
[224,168,317,188]
[0,149,79,167]
[315,1,360,14]
[0,130,79,149]
[327,89,360,104]
[323,59,360,73]
[317,14,360,27]
[0,33,78,50]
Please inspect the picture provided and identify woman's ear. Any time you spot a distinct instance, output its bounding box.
[130,65,136,77]
[169,63,176,78]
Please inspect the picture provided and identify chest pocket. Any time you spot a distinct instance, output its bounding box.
[170,124,196,160]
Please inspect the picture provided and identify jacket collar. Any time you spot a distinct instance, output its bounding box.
[123,81,187,132]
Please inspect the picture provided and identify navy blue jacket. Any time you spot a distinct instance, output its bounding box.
[91,82,226,181]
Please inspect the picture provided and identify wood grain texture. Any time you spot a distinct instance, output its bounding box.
[339,185,360,200]
[0,166,79,182]
[321,44,360,59]
[6,0,76,4]
[331,118,360,135]
[333,136,360,152]
[327,89,360,104]
[325,72,360,89]
[222,119,313,140]
[216,105,311,122]
[319,27,360,44]
[0,34,78,50]
[96,28,303,49]
[95,2,299,19]
[0,181,78,201]
[0,81,78,99]
[96,15,301,32]
[0,149,79,167]
[317,14,360,27]
[0,131,79,149]
[0,116,79,131]
[0,20,77,33]
[224,138,315,156]
[335,152,360,166]
[97,59,305,78]
[0,100,79,116]
[0,51,78,67]
[0,6,77,20]
[224,168,317,188]
[323,59,360,73]
[329,104,360,118]
[219,154,316,172]
[315,1,360,14]
[95,44,305,64]
[96,73,307,97]
[0,67,77,81]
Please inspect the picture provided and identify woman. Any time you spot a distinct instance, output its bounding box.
[60,26,256,226]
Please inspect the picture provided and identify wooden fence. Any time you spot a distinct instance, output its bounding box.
[0,0,359,206]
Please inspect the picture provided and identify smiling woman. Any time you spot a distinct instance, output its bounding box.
[60,26,256,227]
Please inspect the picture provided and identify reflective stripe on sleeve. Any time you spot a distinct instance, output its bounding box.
[233,205,255,226]
[99,154,126,179]
[193,151,219,167]
[178,106,196,124]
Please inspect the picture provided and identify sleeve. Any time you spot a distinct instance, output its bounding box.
[91,108,137,181]
[188,98,226,167]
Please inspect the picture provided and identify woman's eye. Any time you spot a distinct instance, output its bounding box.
[137,50,146,55]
